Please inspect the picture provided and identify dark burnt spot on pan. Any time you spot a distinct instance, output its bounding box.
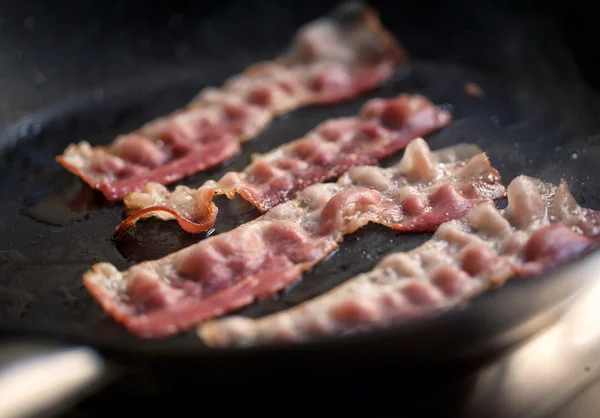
[0,287,34,322]
[494,198,508,210]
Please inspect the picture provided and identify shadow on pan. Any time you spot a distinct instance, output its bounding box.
[1,0,600,376]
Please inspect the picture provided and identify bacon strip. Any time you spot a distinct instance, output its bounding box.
[199,176,600,348]
[83,138,505,338]
[56,2,407,201]
[119,94,452,234]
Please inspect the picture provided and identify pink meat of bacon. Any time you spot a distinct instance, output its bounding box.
[200,176,600,348]
[83,138,505,338]
[119,94,452,234]
[56,1,407,201]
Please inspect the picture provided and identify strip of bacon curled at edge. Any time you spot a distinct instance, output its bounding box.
[56,1,407,202]
[200,176,600,348]
[118,94,452,234]
[83,138,505,339]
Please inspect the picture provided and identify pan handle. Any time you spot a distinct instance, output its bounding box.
[0,339,113,418]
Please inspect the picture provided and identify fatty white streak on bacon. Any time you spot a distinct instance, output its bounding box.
[200,176,600,348]
[119,94,452,234]
[83,138,505,338]
[56,1,407,202]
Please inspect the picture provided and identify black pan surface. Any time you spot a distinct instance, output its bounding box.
[1,0,600,375]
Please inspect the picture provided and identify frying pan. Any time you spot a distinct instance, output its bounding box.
[1,0,600,414]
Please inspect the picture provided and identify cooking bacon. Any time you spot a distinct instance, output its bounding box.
[56,1,407,202]
[83,138,505,338]
[119,94,452,234]
[199,176,600,348]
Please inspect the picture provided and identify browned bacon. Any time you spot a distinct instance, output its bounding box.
[56,2,407,201]
[199,176,600,348]
[83,138,505,338]
[119,94,452,234]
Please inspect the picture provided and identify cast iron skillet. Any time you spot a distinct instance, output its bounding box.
[1,0,600,408]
